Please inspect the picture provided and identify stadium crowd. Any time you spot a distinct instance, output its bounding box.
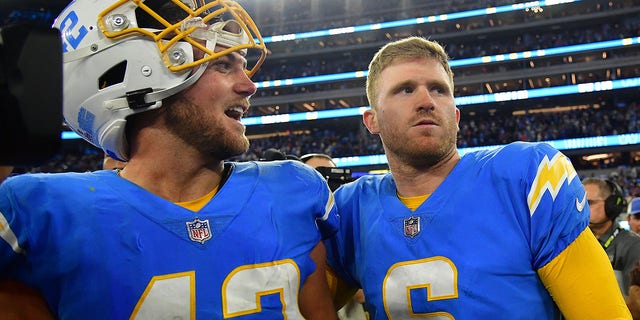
[17,99,640,199]
[6,0,639,200]
[247,4,640,115]
[1,0,639,318]
[250,2,639,84]
[250,0,628,37]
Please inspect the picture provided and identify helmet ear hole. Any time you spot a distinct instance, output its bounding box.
[98,61,127,89]
[223,20,242,33]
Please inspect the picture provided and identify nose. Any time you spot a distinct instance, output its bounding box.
[235,71,257,97]
[416,87,436,112]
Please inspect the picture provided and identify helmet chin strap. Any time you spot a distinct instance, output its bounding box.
[103,62,208,111]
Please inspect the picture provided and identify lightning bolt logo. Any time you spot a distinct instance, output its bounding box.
[527,152,577,216]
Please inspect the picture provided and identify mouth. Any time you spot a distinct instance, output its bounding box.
[224,105,248,121]
[415,118,437,127]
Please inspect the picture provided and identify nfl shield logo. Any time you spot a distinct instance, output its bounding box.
[186,218,212,244]
[404,216,420,238]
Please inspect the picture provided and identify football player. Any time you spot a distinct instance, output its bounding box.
[0,0,338,318]
[325,36,631,319]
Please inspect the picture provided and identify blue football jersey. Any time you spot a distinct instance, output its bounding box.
[326,142,588,319]
[0,161,338,319]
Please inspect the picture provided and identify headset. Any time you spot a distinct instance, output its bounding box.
[604,180,627,220]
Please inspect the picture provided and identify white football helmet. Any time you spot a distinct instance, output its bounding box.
[53,0,267,161]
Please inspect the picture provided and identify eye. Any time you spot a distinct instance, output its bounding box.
[397,86,413,94]
[432,85,447,94]
[211,60,232,72]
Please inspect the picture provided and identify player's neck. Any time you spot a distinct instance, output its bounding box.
[118,156,225,203]
[390,151,460,197]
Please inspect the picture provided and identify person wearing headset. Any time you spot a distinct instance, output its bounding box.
[583,178,640,297]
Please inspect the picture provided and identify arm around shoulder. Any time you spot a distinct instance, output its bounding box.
[298,242,338,320]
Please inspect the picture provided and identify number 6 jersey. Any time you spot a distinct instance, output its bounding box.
[0,161,338,319]
[326,142,630,319]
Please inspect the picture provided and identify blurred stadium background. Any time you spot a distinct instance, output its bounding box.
[3,0,639,198]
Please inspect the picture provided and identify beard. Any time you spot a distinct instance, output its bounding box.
[380,118,458,169]
[385,135,457,168]
[164,96,250,160]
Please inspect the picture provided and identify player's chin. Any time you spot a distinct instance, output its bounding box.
[226,137,251,158]
[238,138,250,155]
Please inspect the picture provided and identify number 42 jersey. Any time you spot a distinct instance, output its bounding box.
[0,161,338,319]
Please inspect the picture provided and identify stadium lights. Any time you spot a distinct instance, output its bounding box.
[259,0,581,44]
[582,153,613,161]
[60,76,640,168]
[255,36,640,89]
[61,75,640,140]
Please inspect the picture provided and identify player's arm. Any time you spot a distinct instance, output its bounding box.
[0,183,53,319]
[325,265,359,310]
[298,242,338,320]
[0,280,54,319]
[538,227,631,319]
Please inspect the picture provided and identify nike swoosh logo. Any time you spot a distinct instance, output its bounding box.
[576,193,587,212]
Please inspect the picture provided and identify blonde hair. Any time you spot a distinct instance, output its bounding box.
[366,36,453,110]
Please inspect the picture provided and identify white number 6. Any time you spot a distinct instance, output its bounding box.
[383,256,458,319]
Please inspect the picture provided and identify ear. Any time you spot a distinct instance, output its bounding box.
[363,109,380,134]
[455,106,461,132]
